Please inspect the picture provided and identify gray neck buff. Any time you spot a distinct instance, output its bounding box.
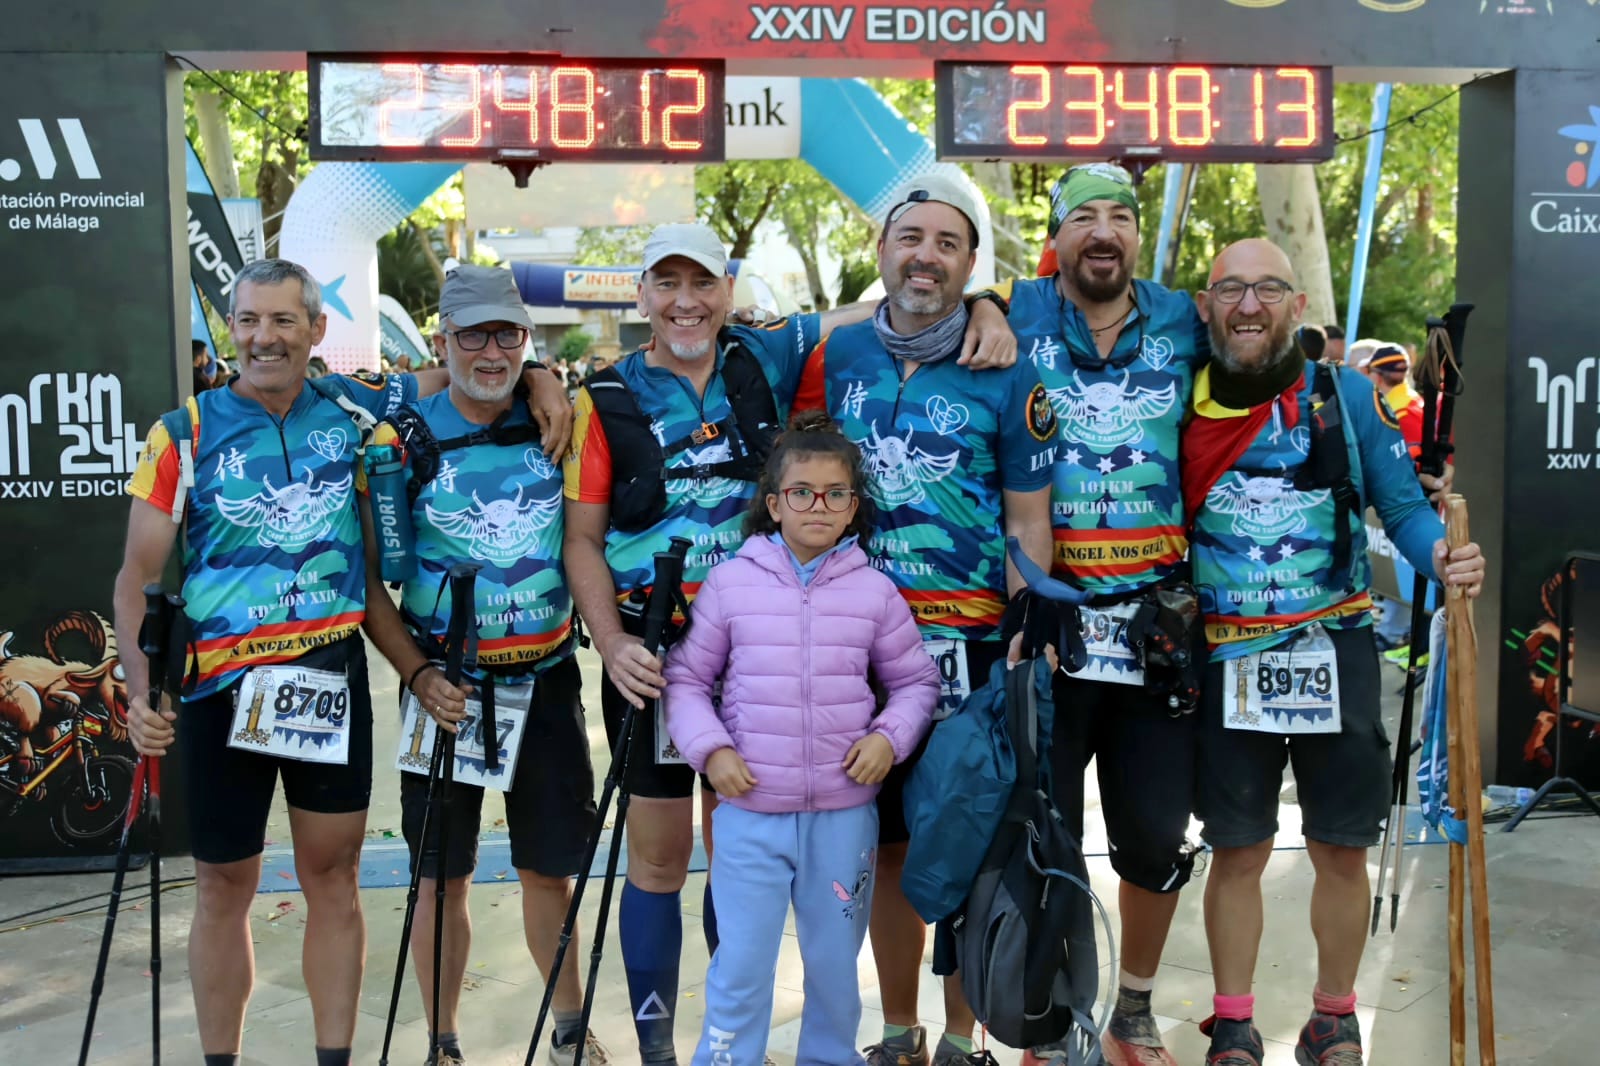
[872,300,969,365]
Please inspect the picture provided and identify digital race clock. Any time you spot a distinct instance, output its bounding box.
[935,62,1334,164]
[308,54,726,164]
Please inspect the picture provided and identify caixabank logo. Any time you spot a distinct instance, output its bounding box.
[1528,105,1600,236]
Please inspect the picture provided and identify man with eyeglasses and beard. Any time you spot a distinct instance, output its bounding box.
[987,164,1209,1066]
[359,264,606,1066]
[1181,239,1484,1066]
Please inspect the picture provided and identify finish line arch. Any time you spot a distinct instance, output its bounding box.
[281,77,992,371]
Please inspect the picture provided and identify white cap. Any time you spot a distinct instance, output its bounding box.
[641,223,729,277]
[884,172,984,244]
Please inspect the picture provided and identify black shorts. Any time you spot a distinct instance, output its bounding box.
[599,667,701,800]
[878,637,1010,847]
[179,637,373,866]
[1196,625,1391,850]
[401,655,597,880]
[1049,668,1199,894]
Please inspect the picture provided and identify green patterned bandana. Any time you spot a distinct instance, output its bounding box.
[1048,163,1140,236]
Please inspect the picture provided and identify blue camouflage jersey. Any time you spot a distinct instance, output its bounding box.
[369,393,571,684]
[564,316,821,601]
[797,320,1056,642]
[1189,364,1445,659]
[1003,276,1208,595]
[129,372,417,699]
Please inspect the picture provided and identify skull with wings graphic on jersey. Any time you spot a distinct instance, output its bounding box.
[425,485,562,567]
[1205,473,1331,540]
[216,470,353,552]
[857,422,960,508]
[1046,369,1176,450]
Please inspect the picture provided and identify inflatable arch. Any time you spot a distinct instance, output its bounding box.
[282,79,994,371]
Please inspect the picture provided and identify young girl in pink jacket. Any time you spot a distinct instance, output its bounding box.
[664,413,939,1066]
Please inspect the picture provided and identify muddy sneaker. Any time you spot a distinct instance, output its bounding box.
[864,1027,930,1066]
[1294,1012,1363,1065]
[1101,988,1177,1066]
[931,1035,999,1065]
[1020,1045,1068,1065]
[1199,1015,1264,1066]
[549,1031,610,1065]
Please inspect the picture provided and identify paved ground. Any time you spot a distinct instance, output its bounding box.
[3,640,1597,1065]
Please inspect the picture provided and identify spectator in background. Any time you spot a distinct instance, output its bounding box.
[1297,324,1328,364]
[306,356,330,379]
[1345,337,1384,380]
[192,340,216,394]
[1323,324,1346,367]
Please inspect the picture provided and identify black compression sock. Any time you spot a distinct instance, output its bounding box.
[204,1056,239,1066]
[314,1048,351,1066]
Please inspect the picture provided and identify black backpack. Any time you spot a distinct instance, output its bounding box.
[584,332,780,532]
[953,657,1103,1058]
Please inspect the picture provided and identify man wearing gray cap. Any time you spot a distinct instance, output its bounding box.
[360,264,605,1066]
[791,172,1056,1066]
[564,219,1015,1065]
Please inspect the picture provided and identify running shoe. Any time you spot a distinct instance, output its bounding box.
[549,1031,610,1065]
[423,1048,466,1066]
[931,1035,1000,1065]
[1199,1015,1264,1066]
[864,1026,930,1066]
[1294,1011,1364,1065]
[1101,1018,1178,1065]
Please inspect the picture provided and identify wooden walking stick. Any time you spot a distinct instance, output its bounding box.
[1444,494,1496,1065]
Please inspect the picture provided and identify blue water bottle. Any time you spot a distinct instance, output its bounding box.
[365,444,417,583]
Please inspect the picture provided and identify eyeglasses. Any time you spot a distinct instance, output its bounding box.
[1207,279,1294,305]
[780,487,855,512]
[447,326,529,351]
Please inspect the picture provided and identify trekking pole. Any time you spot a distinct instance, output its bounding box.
[1372,304,1471,935]
[81,584,177,1066]
[431,562,480,1062]
[1444,496,1496,1065]
[377,563,480,1066]
[524,536,692,1066]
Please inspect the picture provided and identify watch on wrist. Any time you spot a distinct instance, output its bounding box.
[965,289,1010,316]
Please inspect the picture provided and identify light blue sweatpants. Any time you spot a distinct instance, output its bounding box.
[692,802,878,1066]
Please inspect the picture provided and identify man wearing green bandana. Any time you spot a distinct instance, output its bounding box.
[994,164,1210,1066]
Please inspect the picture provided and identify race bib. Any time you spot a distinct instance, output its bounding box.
[1225,625,1342,735]
[396,679,532,791]
[1065,602,1144,686]
[923,637,973,721]
[229,665,351,765]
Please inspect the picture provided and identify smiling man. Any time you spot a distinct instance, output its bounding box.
[358,265,606,1066]
[563,220,1017,1064]
[1182,239,1485,1066]
[793,173,1055,1066]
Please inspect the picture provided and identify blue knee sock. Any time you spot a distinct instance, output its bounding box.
[703,879,719,955]
[620,880,682,1064]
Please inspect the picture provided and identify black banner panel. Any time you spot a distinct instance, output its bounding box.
[1482,70,1600,790]
[0,54,186,870]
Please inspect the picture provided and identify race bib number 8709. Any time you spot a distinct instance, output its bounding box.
[229,665,351,765]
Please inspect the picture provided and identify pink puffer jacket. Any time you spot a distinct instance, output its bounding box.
[663,533,938,813]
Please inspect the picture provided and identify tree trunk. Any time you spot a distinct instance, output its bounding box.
[1255,163,1337,329]
[970,161,1030,281]
[1417,184,1435,255]
[193,92,241,198]
[410,220,446,287]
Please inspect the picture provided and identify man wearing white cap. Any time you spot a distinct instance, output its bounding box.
[792,171,1056,1066]
[564,218,1015,1064]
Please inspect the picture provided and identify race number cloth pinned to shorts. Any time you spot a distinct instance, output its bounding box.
[1066,602,1144,686]
[923,636,973,721]
[229,665,352,765]
[396,680,533,791]
[1225,623,1341,734]
[655,695,686,765]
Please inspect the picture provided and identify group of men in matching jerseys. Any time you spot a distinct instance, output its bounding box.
[118,161,1483,1066]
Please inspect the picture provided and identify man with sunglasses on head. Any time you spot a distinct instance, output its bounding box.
[987,164,1209,1066]
[358,264,605,1066]
[792,174,1056,1066]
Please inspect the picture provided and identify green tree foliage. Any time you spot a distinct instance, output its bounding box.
[555,327,593,364]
